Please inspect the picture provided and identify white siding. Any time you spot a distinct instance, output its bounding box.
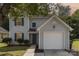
[39,17,70,50]
[9,16,29,43]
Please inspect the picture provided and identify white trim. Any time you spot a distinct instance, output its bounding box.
[39,31,40,49]
[37,15,73,31]
[37,16,54,31]
[28,16,30,30]
[31,21,36,28]
[55,16,73,31]
[68,31,70,50]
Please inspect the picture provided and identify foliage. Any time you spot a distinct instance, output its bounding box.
[1,18,9,31]
[23,40,31,46]
[69,9,79,39]
[0,3,71,18]
[72,40,79,51]
[0,53,13,56]
[0,3,50,30]
[57,4,70,16]
[0,3,70,27]
[2,38,12,45]
[58,9,79,40]
[49,3,70,16]
[8,3,50,17]
[16,38,24,45]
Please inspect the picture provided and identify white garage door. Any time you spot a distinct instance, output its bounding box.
[44,32,63,49]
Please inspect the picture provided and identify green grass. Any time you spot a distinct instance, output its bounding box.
[72,39,79,51]
[0,43,29,56]
[0,43,7,48]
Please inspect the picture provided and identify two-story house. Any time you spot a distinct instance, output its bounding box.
[9,15,73,50]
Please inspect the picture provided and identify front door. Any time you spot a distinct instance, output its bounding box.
[32,34,37,44]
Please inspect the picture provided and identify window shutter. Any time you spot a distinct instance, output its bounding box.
[22,18,24,26]
[15,19,16,26]
[22,33,24,40]
[15,33,16,41]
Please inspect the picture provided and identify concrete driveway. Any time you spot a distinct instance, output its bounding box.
[34,50,73,56]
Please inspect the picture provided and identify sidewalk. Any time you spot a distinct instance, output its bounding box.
[23,45,36,56]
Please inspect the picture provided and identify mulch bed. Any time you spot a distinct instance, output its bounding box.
[66,49,79,56]
[34,45,44,53]
[70,51,79,56]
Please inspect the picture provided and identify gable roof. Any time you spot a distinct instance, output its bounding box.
[0,27,8,33]
[37,15,73,31]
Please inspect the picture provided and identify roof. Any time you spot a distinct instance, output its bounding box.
[37,15,73,31]
[29,15,51,20]
[0,27,8,33]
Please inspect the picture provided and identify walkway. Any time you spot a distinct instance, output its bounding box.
[23,45,35,56]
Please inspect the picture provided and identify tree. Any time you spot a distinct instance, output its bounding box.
[57,4,70,16]
[48,3,70,16]
[0,4,12,31]
[0,3,71,31]
[0,3,50,30]
[70,9,79,39]
[8,3,50,17]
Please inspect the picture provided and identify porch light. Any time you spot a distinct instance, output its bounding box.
[53,25,55,29]
[52,21,56,29]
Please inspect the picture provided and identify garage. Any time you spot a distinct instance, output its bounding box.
[37,15,73,50]
[43,32,64,49]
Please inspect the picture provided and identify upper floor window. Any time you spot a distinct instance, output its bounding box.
[32,22,36,28]
[15,18,24,26]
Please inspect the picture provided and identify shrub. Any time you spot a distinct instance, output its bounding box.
[2,38,12,45]
[16,38,24,45]
[23,40,31,46]
[0,53,13,56]
[73,39,79,41]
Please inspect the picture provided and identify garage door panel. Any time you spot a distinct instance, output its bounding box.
[44,32,63,49]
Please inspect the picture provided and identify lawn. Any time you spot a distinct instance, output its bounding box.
[0,43,29,56]
[72,40,79,52]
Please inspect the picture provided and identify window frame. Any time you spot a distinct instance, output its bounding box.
[15,17,24,26]
[15,32,24,41]
[32,22,36,28]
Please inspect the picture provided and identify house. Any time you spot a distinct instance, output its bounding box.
[0,27,9,42]
[9,15,73,50]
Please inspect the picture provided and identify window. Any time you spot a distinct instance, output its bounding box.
[15,32,24,41]
[32,22,36,27]
[15,18,24,26]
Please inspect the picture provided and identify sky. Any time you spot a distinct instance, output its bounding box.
[64,3,79,14]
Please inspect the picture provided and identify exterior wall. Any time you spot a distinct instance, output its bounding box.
[29,17,48,29]
[39,17,70,50]
[9,16,29,44]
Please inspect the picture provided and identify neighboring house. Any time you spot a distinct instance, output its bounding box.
[9,15,73,50]
[0,27,9,42]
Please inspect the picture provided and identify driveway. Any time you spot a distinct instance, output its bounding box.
[34,50,73,56]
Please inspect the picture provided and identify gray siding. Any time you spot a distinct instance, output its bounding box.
[39,17,70,50]
[29,18,48,28]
